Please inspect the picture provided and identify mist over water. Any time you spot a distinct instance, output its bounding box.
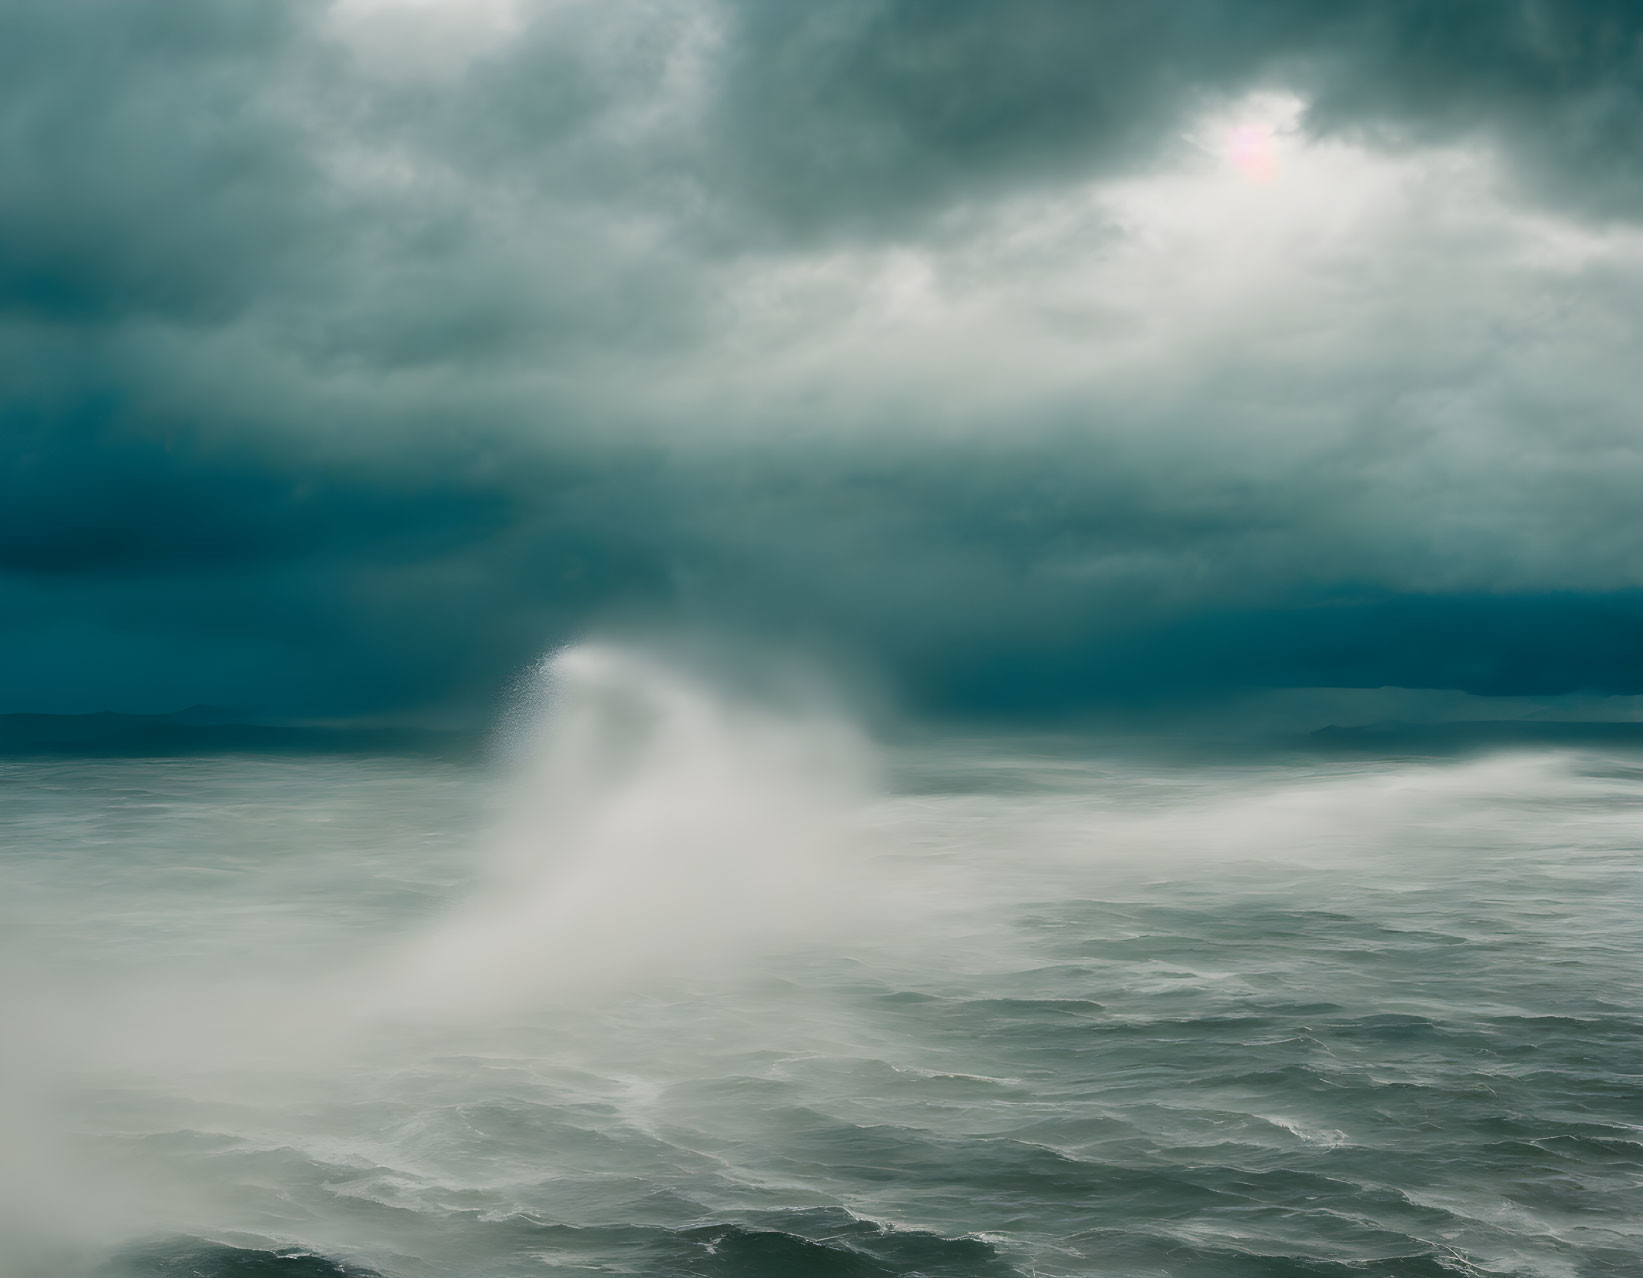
[3,643,1642,1277]
[381,644,877,1015]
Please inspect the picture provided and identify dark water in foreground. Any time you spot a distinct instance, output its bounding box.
[3,658,1641,1277]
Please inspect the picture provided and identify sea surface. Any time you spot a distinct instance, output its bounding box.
[3,648,1641,1278]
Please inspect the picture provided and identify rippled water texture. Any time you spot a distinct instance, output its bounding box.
[3,649,1640,1277]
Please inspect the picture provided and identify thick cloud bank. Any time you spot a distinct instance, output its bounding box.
[4,0,1641,717]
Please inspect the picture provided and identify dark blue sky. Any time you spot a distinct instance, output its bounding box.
[4,0,1642,720]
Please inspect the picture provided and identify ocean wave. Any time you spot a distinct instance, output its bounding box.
[102,1238,381,1278]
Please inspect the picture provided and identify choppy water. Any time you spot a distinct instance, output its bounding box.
[3,648,1641,1277]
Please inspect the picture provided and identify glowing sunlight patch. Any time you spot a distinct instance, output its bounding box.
[1228,123,1280,184]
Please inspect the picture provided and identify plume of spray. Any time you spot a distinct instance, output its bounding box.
[377,642,879,1017]
[0,641,886,1270]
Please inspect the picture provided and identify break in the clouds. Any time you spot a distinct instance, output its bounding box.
[4,0,1642,718]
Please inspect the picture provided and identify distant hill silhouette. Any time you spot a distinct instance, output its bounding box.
[1305,720,1643,755]
[0,709,479,756]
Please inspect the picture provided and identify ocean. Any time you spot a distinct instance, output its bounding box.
[3,647,1640,1277]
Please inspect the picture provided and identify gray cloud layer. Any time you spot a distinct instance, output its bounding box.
[4,0,1642,717]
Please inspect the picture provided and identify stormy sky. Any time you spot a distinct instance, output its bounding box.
[5,0,1642,720]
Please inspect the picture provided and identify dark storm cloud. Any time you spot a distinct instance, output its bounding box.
[1,397,507,576]
[1295,0,1643,221]
[3,0,1641,718]
[0,0,330,325]
[711,0,1643,235]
